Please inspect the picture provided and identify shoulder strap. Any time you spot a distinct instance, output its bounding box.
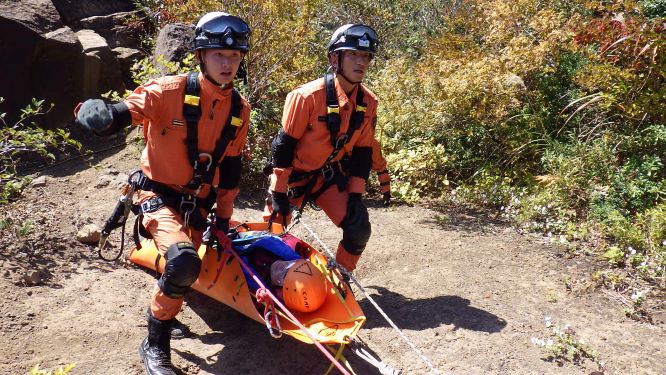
[211,89,243,164]
[183,72,202,168]
[324,72,341,148]
[323,74,367,164]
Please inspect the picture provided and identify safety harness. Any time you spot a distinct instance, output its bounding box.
[99,72,244,255]
[287,72,367,209]
[183,72,244,191]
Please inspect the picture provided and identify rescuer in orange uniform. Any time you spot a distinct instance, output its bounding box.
[265,24,380,273]
[75,12,251,375]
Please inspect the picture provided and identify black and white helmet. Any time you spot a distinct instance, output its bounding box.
[327,24,379,56]
[194,12,251,52]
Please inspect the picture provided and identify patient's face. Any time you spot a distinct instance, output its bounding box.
[270,260,296,287]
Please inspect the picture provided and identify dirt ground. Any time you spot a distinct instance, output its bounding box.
[1,133,665,375]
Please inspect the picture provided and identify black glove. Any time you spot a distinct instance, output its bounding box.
[216,217,230,234]
[76,99,113,132]
[382,192,391,207]
[343,193,369,228]
[271,191,290,218]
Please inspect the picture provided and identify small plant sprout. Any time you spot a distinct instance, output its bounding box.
[531,317,603,371]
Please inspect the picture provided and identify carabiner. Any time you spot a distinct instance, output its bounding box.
[193,152,213,171]
[264,310,282,339]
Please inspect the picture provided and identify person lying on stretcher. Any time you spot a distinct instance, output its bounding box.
[235,234,330,313]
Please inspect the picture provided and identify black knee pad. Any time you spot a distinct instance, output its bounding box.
[340,217,371,255]
[157,242,202,298]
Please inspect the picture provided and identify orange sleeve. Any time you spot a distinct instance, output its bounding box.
[347,100,377,194]
[270,90,312,192]
[123,80,165,127]
[371,138,387,172]
[224,101,251,157]
[216,101,251,219]
[281,91,312,138]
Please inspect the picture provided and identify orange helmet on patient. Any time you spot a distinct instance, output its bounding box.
[271,259,329,312]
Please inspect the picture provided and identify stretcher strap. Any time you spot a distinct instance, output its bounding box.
[324,344,355,375]
[226,245,351,375]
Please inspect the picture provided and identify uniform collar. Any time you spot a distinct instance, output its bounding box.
[199,72,234,98]
[333,74,360,109]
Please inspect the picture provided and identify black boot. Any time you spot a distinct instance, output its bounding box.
[139,314,176,375]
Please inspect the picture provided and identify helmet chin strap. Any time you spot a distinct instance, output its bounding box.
[334,51,362,85]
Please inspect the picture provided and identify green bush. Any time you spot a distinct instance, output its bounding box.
[0,98,81,204]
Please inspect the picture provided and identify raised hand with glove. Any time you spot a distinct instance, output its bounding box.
[74,99,132,136]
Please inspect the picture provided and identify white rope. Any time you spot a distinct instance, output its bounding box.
[295,215,443,375]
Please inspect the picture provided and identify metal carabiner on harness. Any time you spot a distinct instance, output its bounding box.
[334,134,348,150]
[179,195,197,228]
[193,152,213,172]
[321,164,335,182]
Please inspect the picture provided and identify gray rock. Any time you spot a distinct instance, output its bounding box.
[75,29,124,98]
[0,16,84,127]
[30,176,47,187]
[76,224,101,243]
[0,0,62,34]
[153,23,194,72]
[23,271,42,286]
[76,29,108,54]
[78,11,148,50]
[51,0,136,24]
[95,175,112,188]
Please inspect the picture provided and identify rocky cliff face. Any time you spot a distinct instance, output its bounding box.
[0,0,151,127]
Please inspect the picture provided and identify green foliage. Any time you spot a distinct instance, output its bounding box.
[532,318,602,369]
[642,0,666,18]
[16,220,33,238]
[132,54,197,85]
[129,0,665,284]
[0,217,10,230]
[29,363,75,375]
[0,98,81,204]
[388,143,450,202]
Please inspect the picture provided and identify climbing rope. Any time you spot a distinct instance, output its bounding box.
[293,214,443,375]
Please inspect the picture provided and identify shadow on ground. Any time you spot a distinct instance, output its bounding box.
[176,291,383,374]
[359,286,507,333]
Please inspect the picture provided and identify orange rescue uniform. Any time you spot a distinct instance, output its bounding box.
[124,72,250,319]
[267,75,378,271]
[269,75,377,194]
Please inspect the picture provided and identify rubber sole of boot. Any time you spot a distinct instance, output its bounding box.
[139,338,176,375]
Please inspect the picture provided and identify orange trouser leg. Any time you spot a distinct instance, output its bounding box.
[139,191,202,320]
[315,185,363,272]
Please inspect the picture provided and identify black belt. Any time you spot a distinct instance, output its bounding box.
[287,162,348,211]
[131,172,214,230]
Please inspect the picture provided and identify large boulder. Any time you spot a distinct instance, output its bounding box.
[51,0,135,24]
[76,11,150,50]
[0,0,144,128]
[153,23,194,72]
[76,29,124,98]
[0,0,62,33]
[0,0,85,127]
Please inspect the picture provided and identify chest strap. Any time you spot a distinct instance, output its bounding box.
[183,72,244,190]
[324,72,367,164]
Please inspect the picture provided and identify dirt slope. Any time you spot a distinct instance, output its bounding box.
[1,135,664,375]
